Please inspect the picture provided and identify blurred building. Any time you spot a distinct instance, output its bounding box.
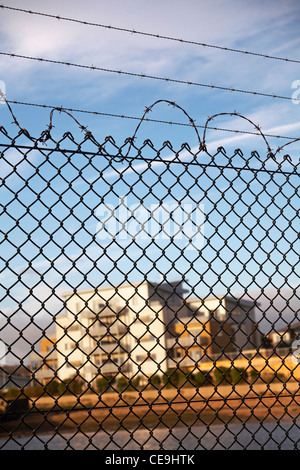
[165,295,259,369]
[29,281,259,384]
[0,365,31,391]
[267,320,300,347]
[29,337,57,385]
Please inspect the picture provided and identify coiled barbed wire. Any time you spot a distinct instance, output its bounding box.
[0,93,299,162]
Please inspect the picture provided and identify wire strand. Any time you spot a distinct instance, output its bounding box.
[2,97,300,160]
[6,99,299,141]
[0,4,299,65]
[1,51,299,103]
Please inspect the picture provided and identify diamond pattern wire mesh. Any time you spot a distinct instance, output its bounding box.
[0,125,299,450]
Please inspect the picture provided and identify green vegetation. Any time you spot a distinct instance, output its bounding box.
[96,375,115,393]
[162,369,187,388]
[193,370,212,386]
[229,367,248,384]
[214,367,232,385]
[249,369,260,382]
[148,375,161,388]
[214,367,248,385]
[45,380,60,396]
[55,377,83,396]
[0,365,292,401]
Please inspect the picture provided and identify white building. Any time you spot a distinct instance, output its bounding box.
[55,280,186,383]
[31,281,259,385]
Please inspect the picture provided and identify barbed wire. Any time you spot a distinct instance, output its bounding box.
[1,51,299,103]
[125,100,204,157]
[127,101,300,159]
[202,113,300,159]
[0,94,299,161]
[5,99,298,141]
[0,4,299,65]
[0,92,96,145]
[203,112,272,154]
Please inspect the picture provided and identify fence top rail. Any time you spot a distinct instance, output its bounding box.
[0,141,299,176]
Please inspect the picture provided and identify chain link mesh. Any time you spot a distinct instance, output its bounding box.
[0,125,299,450]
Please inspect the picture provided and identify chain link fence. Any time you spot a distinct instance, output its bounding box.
[0,121,299,450]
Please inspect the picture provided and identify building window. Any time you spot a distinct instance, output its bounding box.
[231,308,241,316]
[31,361,39,370]
[66,361,81,369]
[75,302,82,313]
[200,337,209,347]
[167,349,175,359]
[99,316,114,326]
[92,354,101,366]
[136,355,145,362]
[141,334,156,343]
[96,302,106,312]
[101,334,115,344]
[136,354,156,362]
[174,348,183,359]
[189,349,202,360]
[139,312,156,324]
[69,324,79,332]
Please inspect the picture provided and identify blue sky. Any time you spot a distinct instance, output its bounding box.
[0,0,299,361]
[0,0,299,151]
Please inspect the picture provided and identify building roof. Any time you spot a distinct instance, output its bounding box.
[60,280,150,298]
[150,280,188,294]
[187,295,257,307]
[1,365,31,377]
[272,320,300,335]
[61,279,187,298]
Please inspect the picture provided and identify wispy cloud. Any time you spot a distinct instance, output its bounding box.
[1,0,299,111]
